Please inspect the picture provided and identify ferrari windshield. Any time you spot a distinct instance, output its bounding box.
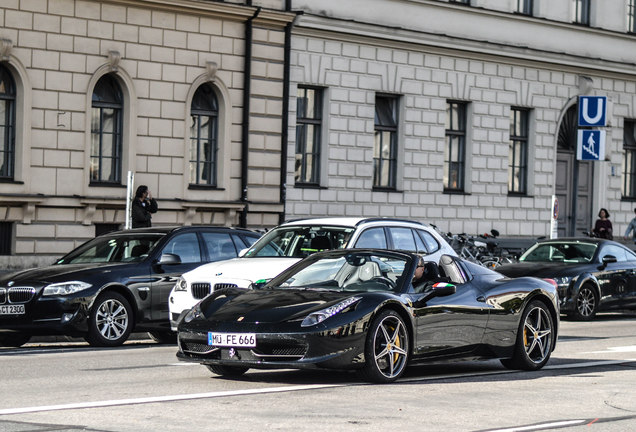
[272,251,409,292]
[56,234,164,264]
[520,242,597,263]
[244,225,354,258]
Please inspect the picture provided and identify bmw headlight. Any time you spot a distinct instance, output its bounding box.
[183,304,203,323]
[301,297,361,327]
[553,276,573,287]
[174,277,188,292]
[42,281,92,296]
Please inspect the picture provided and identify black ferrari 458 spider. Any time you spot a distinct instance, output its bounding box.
[177,249,559,383]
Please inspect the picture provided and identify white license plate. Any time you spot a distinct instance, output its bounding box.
[0,304,25,315]
[208,332,256,347]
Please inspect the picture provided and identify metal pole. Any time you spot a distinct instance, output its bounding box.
[125,171,134,230]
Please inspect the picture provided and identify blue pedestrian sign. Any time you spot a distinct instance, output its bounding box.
[577,130,606,161]
[578,96,607,127]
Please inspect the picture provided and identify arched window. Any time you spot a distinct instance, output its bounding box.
[91,74,123,184]
[0,64,16,180]
[190,83,218,186]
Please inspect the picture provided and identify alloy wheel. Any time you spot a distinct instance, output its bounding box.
[95,298,129,341]
[523,305,553,364]
[576,287,596,318]
[373,315,408,379]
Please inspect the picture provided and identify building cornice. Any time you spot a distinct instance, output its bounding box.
[294,14,636,78]
[104,0,296,26]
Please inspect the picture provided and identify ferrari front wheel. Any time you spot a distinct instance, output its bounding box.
[358,309,409,383]
[206,364,249,377]
[501,300,554,371]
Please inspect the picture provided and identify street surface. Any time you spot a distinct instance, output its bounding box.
[1,313,635,432]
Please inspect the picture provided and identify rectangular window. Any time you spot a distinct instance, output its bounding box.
[444,101,466,192]
[95,223,120,237]
[516,0,533,15]
[90,107,122,184]
[509,108,529,195]
[0,222,12,255]
[295,86,322,185]
[629,0,636,32]
[572,0,590,25]
[374,95,399,189]
[623,120,636,199]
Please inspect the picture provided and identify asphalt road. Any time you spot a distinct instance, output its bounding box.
[1,313,635,432]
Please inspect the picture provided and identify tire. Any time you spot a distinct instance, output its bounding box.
[0,333,31,347]
[357,309,409,383]
[206,364,249,377]
[501,300,554,371]
[148,331,177,344]
[569,284,598,321]
[85,292,133,347]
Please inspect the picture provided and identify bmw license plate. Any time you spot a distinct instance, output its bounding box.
[208,332,256,347]
[0,304,25,315]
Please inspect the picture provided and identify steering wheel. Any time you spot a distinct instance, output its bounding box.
[370,276,396,290]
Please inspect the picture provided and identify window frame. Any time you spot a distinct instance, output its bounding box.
[629,0,636,33]
[90,74,123,186]
[444,100,467,193]
[509,107,530,195]
[295,86,323,187]
[189,83,219,188]
[0,64,16,181]
[622,120,636,200]
[515,0,533,15]
[373,94,399,190]
[572,0,591,25]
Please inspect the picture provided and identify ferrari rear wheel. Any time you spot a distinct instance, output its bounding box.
[206,364,249,377]
[570,284,598,321]
[358,309,409,383]
[501,300,554,371]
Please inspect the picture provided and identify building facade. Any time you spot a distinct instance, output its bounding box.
[286,0,636,239]
[0,0,293,269]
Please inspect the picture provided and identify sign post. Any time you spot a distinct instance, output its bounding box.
[125,171,134,230]
[550,195,559,239]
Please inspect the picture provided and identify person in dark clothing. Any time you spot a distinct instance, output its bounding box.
[592,208,613,239]
[131,185,158,228]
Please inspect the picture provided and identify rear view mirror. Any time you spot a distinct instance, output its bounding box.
[601,255,617,267]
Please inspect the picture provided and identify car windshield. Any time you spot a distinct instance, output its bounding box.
[243,225,355,258]
[520,242,597,263]
[271,251,408,292]
[56,234,164,264]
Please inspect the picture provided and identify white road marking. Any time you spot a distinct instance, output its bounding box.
[484,419,586,432]
[1,359,634,416]
[584,345,636,354]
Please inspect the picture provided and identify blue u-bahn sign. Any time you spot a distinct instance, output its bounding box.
[578,96,607,127]
[577,130,606,161]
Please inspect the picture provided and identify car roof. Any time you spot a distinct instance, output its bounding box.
[279,217,425,228]
[535,237,613,245]
[98,225,258,236]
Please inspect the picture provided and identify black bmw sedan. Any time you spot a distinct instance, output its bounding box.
[497,238,636,320]
[0,226,260,347]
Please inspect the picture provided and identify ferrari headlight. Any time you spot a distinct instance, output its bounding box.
[183,304,202,323]
[301,297,361,327]
[553,276,573,287]
[174,277,188,292]
[42,281,92,296]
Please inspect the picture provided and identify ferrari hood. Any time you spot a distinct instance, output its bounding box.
[183,257,301,285]
[497,261,589,279]
[200,288,358,324]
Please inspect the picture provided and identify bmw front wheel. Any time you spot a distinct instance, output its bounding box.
[358,309,409,383]
[86,292,133,347]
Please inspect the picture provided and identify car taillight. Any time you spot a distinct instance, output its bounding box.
[543,278,558,289]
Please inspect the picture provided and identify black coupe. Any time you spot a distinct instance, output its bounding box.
[177,249,559,383]
[498,238,636,320]
[0,226,260,347]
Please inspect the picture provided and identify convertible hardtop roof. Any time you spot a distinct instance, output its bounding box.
[535,237,615,245]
